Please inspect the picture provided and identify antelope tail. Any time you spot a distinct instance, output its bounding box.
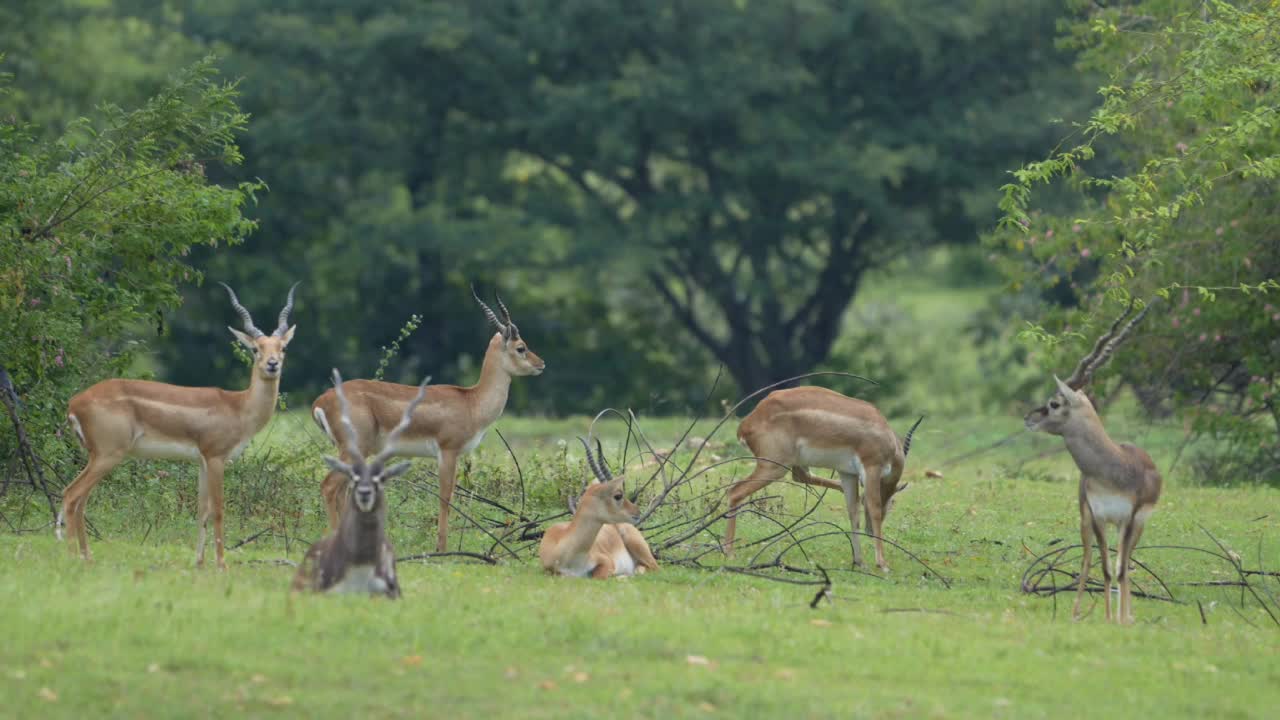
[902,416,925,458]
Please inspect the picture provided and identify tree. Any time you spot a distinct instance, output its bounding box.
[422,0,1093,393]
[160,0,1090,406]
[996,0,1280,479]
[0,0,199,136]
[0,58,259,472]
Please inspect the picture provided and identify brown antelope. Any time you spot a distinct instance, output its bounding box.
[293,370,429,598]
[1024,299,1161,624]
[540,438,658,578]
[59,282,299,569]
[725,387,922,571]
[314,288,544,551]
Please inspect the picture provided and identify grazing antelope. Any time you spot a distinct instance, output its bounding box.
[314,288,544,551]
[1024,299,1161,624]
[725,387,922,571]
[539,438,659,578]
[59,282,299,569]
[293,370,429,598]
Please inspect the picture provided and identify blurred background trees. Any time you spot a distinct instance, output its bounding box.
[2,0,1276,480]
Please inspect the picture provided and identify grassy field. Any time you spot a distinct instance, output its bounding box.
[3,406,1279,719]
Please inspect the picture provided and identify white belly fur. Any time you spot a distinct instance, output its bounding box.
[328,565,388,595]
[391,438,442,459]
[795,440,857,473]
[131,435,201,461]
[612,549,637,577]
[370,430,484,461]
[1087,492,1136,526]
[556,556,596,578]
[461,429,487,455]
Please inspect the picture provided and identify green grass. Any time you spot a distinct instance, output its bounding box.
[4,409,1279,719]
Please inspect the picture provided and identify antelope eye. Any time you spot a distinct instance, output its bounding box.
[516,346,526,354]
[1049,401,1061,410]
[613,493,623,501]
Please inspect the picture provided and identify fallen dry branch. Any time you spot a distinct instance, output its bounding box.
[1021,533,1280,628]
[399,551,499,565]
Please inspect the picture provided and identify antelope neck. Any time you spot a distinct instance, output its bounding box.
[560,513,608,561]
[470,340,513,424]
[1061,416,1128,480]
[338,504,385,564]
[243,372,281,434]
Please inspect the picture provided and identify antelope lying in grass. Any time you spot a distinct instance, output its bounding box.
[1024,299,1162,624]
[539,438,659,579]
[293,369,429,598]
[725,387,922,571]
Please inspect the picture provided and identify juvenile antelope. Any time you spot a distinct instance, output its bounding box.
[539,438,659,578]
[1024,299,1161,624]
[314,288,544,551]
[60,282,298,569]
[293,370,428,598]
[726,387,922,571]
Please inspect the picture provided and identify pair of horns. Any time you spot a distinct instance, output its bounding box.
[220,282,299,338]
[569,436,617,513]
[329,368,430,473]
[471,285,519,339]
[578,436,615,486]
[1061,297,1156,390]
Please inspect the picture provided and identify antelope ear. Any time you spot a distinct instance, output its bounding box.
[280,325,297,347]
[381,461,413,480]
[1053,375,1081,406]
[229,327,257,351]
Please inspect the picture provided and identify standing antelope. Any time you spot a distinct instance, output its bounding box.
[539,438,659,578]
[293,370,428,598]
[314,288,544,551]
[60,282,299,569]
[1024,299,1161,624]
[725,387,922,571]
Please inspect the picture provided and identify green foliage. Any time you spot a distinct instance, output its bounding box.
[991,0,1280,479]
[0,57,259,468]
[374,313,422,382]
[0,0,201,137]
[146,0,1093,406]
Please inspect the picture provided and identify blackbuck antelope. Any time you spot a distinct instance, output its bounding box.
[539,438,658,578]
[1024,299,1162,624]
[60,282,299,569]
[314,288,544,551]
[293,370,429,598]
[726,387,922,571]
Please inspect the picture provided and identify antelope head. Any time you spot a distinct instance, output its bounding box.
[571,436,638,525]
[324,368,430,514]
[1025,299,1153,436]
[472,285,545,377]
[221,281,300,381]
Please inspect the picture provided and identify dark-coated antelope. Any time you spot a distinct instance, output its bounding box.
[60,282,298,569]
[313,287,545,552]
[1024,299,1162,624]
[539,438,659,579]
[725,387,922,571]
[293,370,429,598]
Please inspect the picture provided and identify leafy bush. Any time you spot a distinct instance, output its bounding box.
[990,0,1280,483]
[0,57,259,487]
